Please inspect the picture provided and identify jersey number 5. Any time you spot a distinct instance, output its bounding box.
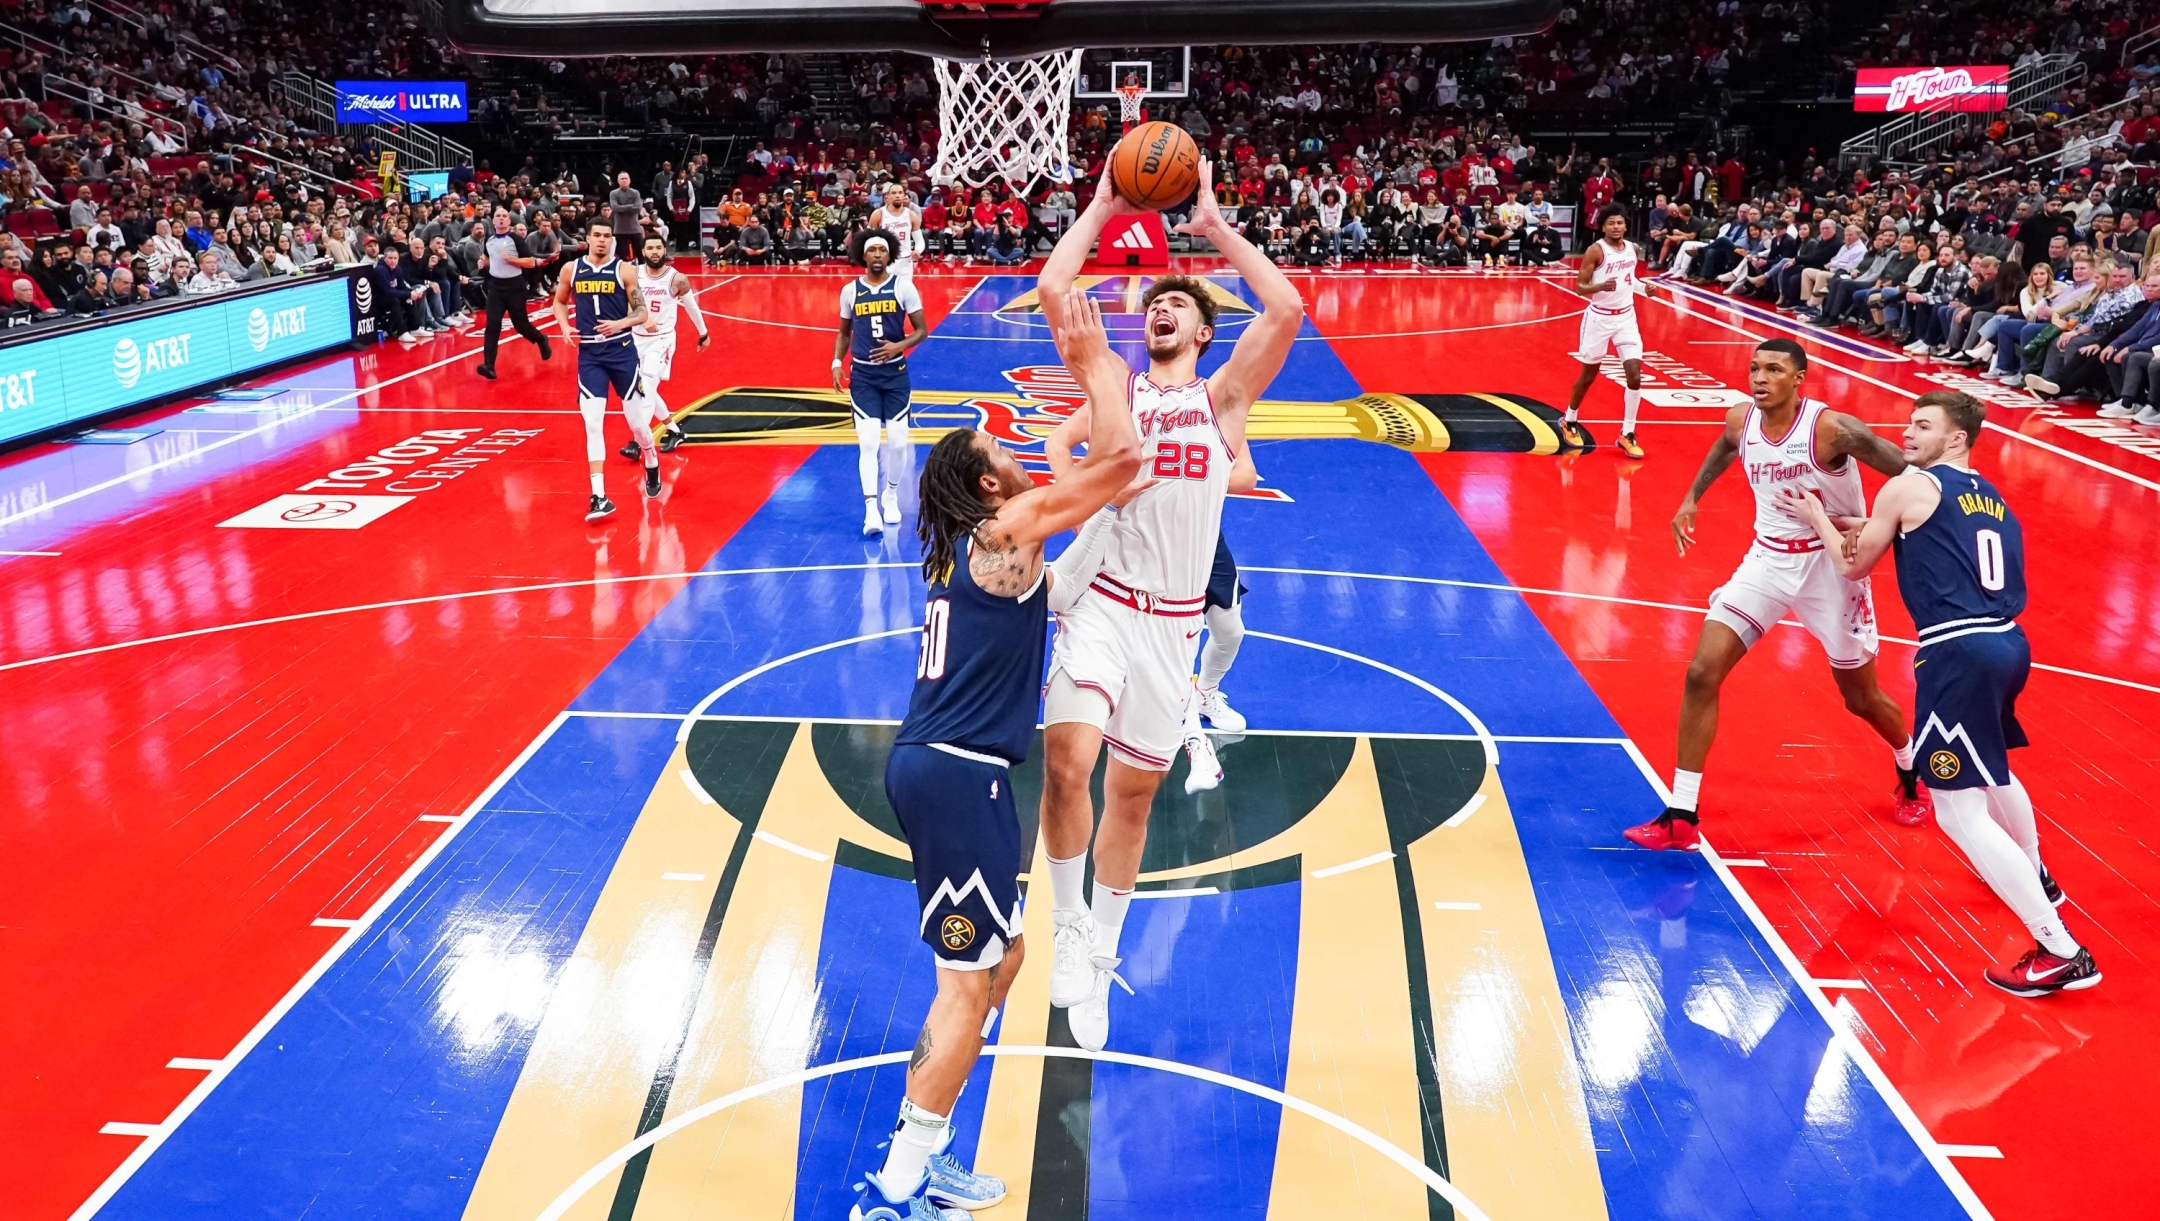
[1975,528,2006,592]
[917,598,950,680]
[1151,441,1210,481]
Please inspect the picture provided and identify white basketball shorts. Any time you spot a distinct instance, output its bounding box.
[1575,307,1642,364]
[1045,588,1204,772]
[1707,544,1880,668]
[633,331,675,384]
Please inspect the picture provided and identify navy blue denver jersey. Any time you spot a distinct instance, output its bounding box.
[894,538,1048,764]
[1893,465,2026,630]
[569,257,635,352]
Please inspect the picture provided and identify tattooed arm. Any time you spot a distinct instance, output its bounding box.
[597,262,646,335]
[1821,408,1908,477]
[1672,405,1747,556]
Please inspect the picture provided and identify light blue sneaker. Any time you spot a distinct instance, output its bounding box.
[926,1149,1006,1210]
[847,1170,971,1221]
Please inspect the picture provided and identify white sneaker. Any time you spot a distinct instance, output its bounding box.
[1196,687,1246,733]
[1902,339,1931,354]
[880,485,901,525]
[862,500,883,537]
[2004,374,2025,389]
[1047,908,1098,1009]
[398,331,420,344]
[1182,730,1222,795]
[1066,953,1131,1053]
[2137,405,2160,426]
[2099,401,2134,418]
[1970,341,1994,362]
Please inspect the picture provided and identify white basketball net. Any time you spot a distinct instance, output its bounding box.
[1115,83,1148,127]
[929,49,1083,188]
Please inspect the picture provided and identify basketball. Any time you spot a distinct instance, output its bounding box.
[1108,121,1201,211]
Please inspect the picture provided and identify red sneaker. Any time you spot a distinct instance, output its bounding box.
[1984,944,2101,997]
[1623,809,1702,851]
[1891,781,1933,827]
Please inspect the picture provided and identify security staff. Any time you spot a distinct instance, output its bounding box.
[477,206,553,380]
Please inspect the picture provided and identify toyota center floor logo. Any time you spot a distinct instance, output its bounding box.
[247,307,271,352]
[280,499,360,523]
[112,337,142,389]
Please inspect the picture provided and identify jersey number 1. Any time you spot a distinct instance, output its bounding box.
[1151,441,1210,481]
[918,598,950,680]
[1975,528,2005,592]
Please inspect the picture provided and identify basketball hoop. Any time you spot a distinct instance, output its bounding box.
[928,48,1084,189]
[1114,80,1149,131]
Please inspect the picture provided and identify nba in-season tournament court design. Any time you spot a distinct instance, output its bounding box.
[7,7,2160,1221]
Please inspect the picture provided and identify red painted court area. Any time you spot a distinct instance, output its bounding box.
[4,263,2157,1219]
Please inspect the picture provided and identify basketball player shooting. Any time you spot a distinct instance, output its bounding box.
[853,289,1147,1221]
[1627,338,1927,851]
[1034,153,1303,1053]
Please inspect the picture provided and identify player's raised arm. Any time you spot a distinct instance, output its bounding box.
[1039,161,1143,335]
[1672,405,1747,555]
[1044,401,1091,481]
[1227,444,1260,494]
[1184,159,1302,432]
[1823,408,1910,477]
[990,293,1142,547]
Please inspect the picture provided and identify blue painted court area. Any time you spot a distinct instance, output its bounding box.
[87,275,1974,1221]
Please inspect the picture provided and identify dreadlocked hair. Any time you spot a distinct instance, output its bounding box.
[918,429,997,584]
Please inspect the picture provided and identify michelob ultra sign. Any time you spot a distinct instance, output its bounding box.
[1854,65,2009,113]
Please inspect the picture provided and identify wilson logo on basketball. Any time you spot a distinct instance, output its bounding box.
[1143,131,1171,173]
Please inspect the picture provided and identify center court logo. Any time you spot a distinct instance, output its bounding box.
[112,337,142,389]
[248,308,271,352]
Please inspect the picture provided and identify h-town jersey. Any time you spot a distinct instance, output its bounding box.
[635,265,679,336]
[1589,238,1638,313]
[1742,397,1864,544]
[875,205,916,261]
[1096,374,1233,602]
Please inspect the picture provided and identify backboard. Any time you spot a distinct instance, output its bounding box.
[1074,47,1190,101]
[421,0,1562,59]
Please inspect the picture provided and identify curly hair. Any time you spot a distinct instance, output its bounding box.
[917,429,996,583]
[1140,273,1219,356]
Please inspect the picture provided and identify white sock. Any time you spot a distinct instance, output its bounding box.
[1984,773,2046,876]
[1091,880,1133,959]
[588,472,605,496]
[855,415,882,497]
[1182,689,1205,739]
[1047,850,1087,914]
[1670,768,1702,813]
[1564,403,1579,423]
[1893,739,1916,771]
[1934,787,2077,957]
[1622,388,1640,434]
[876,1097,947,1194]
[1199,603,1244,690]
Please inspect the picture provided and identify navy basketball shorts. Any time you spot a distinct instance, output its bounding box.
[883,742,1023,969]
[1205,533,1247,612]
[850,366,912,423]
[577,339,640,401]
[1912,625,2030,791]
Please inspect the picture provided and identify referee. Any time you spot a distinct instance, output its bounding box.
[476,206,553,380]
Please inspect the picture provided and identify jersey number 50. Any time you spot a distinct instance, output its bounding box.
[917,599,950,680]
[1151,441,1211,481]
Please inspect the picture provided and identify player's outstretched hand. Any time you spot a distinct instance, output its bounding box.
[1173,159,1224,239]
[1052,288,1110,364]
[1089,159,1143,220]
[1774,487,1830,530]
[1670,500,1699,556]
[697,332,711,351]
[1112,472,1159,508]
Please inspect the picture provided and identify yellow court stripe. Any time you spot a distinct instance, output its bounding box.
[459,741,743,1221]
[971,833,1054,1213]
[1469,392,1562,455]
[1406,769,1609,1220]
[635,723,911,1217]
[1267,738,1432,1220]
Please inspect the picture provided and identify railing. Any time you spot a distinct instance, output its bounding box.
[273,72,473,171]
[0,17,179,111]
[227,141,362,198]
[34,71,188,143]
[85,0,240,72]
[1838,54,2088,172]
[2122,21,2160,68]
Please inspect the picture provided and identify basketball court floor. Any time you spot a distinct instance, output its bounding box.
[5,261,2156,1221]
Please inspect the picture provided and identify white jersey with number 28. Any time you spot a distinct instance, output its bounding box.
[1096,374,1232,601]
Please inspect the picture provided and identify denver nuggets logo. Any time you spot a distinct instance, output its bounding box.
[940,915,976,951]
[1929,750,1961,781]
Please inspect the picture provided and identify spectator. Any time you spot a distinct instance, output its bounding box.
[182,250,234,296]
[609,171,646,252]
[372,246,432,343]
